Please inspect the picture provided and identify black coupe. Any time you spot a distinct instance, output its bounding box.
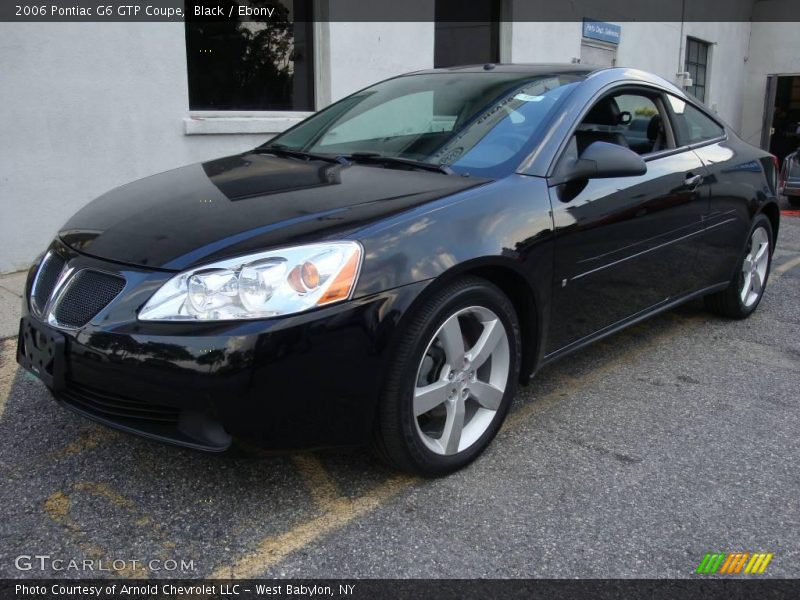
[17,65,781,475]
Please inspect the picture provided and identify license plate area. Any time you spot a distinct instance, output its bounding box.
[17,317,66,391]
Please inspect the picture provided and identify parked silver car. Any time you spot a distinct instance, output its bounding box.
[781,148,800,207]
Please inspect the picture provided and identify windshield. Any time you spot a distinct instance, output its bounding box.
[267,72,584,177]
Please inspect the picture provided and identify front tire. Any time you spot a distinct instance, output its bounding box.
[704,213,773,319]
[373,277,521,476]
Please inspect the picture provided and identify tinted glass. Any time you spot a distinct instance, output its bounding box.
[614,94,664,155]
[271,72,583,177]
[185,0,314,111]
[573,92,668,156]
[667,95,724,145]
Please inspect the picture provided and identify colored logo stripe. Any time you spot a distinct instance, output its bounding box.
[745,553,773,574]
[719,553,749,574]
[696,552,773,574]
[696,553,726,574]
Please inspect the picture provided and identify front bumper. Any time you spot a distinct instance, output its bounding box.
[17,239,429,451]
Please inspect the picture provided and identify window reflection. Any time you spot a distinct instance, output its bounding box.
[185,0,314,111]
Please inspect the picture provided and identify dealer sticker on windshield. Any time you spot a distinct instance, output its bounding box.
[514,93,545,102]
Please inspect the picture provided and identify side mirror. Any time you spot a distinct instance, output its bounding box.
[558,141,647,184]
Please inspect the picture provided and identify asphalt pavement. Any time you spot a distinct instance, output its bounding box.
[0,208,798,579]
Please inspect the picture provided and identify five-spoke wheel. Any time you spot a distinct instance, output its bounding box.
[705,213,773,319]
[373,277,520,476]
[413,306,510,456]
[740,225,770,308]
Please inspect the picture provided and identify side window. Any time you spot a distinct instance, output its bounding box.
[614,94,667,155]
[574,92,670,156]
[666,95,724,146]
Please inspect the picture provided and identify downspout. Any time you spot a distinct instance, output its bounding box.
[676,0,686,84]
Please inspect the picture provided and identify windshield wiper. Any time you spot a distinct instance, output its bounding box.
[346,152,455,175]
[257,146,456,175]
[255,143,348,165]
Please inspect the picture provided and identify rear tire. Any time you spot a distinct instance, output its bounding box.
[704,213,773,319]
[787,196,800,208]
[372,277,521,477]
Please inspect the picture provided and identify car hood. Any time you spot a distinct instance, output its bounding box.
[60,151,486,271]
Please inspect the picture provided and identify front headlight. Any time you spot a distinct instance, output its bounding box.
[139,242,362,321]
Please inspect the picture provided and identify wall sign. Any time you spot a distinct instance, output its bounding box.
[582,19,621,45]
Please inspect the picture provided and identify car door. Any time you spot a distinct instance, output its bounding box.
[545,88,710,356]
[664,94,753,287]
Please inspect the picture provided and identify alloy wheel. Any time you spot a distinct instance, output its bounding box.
[740,226,770,307]
[413,306,510,456]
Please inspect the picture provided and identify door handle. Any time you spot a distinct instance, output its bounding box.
[685,173,703,189]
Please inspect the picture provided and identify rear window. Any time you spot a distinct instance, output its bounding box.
[667,95,725,146]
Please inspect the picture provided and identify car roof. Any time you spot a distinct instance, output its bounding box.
[404,64,685,97]
[408,63,600,77]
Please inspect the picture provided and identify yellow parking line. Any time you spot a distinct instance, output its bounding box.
[43,487,145,578]
[0,339,19,419]
[292,454,342,511]
[73,482,137,510]
[210,473,415,579]
[0,425,118,485]
[771,255,800,280]
[43,491,77,531]
[47,426,117,461]
[42,481,182,578]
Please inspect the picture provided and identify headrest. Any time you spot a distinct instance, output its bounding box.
[584,98,623,126]
[647,114,664,141]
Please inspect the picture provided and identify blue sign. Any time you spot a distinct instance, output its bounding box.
[582,19,621,45]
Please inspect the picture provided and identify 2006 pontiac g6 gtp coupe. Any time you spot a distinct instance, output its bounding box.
[18,65,781,476]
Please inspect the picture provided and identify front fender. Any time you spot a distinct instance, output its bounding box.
[353,175,554,296]
[353,174,555,376]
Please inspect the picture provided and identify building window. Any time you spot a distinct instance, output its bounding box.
[185,0,314,111]
[684,37,710,103]
[434,0,500,68]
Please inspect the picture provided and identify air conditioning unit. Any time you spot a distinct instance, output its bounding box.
[676,71,693,88]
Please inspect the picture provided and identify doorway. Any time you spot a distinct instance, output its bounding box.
[762,74,800,164]
[579,41,616,67]
[434,0,500,68]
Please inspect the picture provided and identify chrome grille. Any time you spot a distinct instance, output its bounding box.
[31,253,66,316]
[52,270,126,328]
